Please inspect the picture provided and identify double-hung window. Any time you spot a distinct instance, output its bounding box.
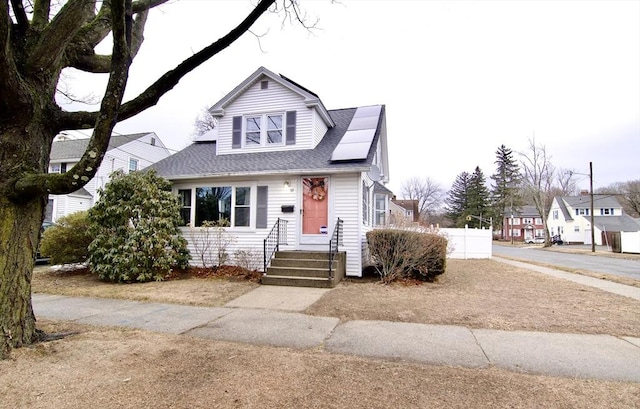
[177,189,192,226]
[234,187,251,227]
[129,158,139,172]
[244,114,283,146]
[374,194,387,226]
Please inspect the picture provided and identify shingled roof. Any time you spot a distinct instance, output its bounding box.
[50,133,152,161]
[594,214,640,232]
[151,107,384,180]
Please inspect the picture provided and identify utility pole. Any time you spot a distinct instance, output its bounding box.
[590,161,595,253]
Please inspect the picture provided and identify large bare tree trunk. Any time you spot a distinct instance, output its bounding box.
[0,121,52,358]
[0,195,45,357]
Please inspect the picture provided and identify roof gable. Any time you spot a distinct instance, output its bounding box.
[208,66,334,128]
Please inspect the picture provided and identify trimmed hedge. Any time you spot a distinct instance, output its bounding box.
[367,229,447,283]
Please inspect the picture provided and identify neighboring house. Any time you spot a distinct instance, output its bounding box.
[503,205,546,242]
[46,132,171,222]
[547,193,640,245]
[390,199,419,223]
[151,66,392,280]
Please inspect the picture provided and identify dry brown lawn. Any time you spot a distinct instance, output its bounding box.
[307,259,640,337]
[6,259,637,408]
[1,320,638,409]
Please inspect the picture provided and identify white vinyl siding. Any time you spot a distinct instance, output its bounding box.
[48,192,92,223]
[332,173,363,277]
[176,176,297,269]
[216,80,315,154]
[311,108,329,148]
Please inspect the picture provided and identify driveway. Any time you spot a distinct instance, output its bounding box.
[492,244,640,280]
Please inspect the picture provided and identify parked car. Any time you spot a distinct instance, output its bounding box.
[551,234,564,245]
[526,236,545,244]
[35,222,54,264]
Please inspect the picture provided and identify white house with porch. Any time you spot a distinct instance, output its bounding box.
[151,67,392,286]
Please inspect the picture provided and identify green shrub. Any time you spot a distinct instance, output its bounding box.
[366,229,447,283]
[40,211,94,265]
[88,170,190,282]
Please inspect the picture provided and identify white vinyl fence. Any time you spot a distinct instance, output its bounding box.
[440,226,492,259]
[621,231,640,254]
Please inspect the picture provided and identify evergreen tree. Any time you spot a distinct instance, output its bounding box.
[490,145,522,236]
[467,166,491,228]
[445,171,471,227]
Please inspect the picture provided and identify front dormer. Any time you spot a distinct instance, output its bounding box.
[210,67,335,155]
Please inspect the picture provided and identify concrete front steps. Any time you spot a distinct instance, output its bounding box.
[262,251,346,288]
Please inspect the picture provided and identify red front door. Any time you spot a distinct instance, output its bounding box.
[302,177,328,235]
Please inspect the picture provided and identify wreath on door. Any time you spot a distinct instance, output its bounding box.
[305,178,326,201]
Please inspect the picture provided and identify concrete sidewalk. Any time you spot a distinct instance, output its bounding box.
[33,293,640,383]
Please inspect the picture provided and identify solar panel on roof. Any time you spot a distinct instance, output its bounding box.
[331,142,373,161]
[352,105,382,118]
[348,116,379,131]
[331,105,381,161]
[340,129,377,143]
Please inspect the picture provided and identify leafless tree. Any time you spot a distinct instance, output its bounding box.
[555,168,579,196]
[0,0,308,358]
[192,106,218,137]
[596,179,640,217]
[400,176,445,223]
[519,138,556,245]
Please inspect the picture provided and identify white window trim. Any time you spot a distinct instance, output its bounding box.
[243,112,285,148]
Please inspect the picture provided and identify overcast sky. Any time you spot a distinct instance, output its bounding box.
[65,0,640,196]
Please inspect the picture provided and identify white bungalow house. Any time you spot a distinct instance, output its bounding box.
[547,193,640,246]
[151,67,392,286]
[46,132,171,222]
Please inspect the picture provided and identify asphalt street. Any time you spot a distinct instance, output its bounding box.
[492,244,640,280]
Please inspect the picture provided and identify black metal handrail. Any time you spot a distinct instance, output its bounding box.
[263,218,288,273]
[328,218,343,279]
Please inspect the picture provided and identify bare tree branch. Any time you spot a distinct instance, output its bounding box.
[70,9,148,73]
[15,0,134,196]
[32,0,51,28]
[10,0,29,31]
[0,0,26,117]
[26,0,93,74]
[56,0,277,131]
[192,105,217,137]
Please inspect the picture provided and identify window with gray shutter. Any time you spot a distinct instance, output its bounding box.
[257,186,268,228]
[232,116,242,148]
[285,111,296,145]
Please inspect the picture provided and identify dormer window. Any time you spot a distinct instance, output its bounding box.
[232,111,295,149]
[244,113,283,146]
